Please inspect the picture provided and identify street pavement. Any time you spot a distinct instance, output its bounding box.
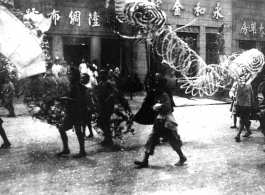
[0,94,265,195]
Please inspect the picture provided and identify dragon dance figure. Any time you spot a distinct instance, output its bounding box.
[113,0,265,146]
[112,0,265,97]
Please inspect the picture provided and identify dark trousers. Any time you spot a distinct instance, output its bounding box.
[238,106,251,130]
[58,115,85,153]
[145,120,182,155]
[82,111,92,136]
[0,118,9,144]
[4,98,15,116]
[98,110,113,141]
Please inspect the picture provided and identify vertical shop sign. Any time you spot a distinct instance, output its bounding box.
[240,21,248,35]
[88,11,100,27]
[47,9,60,25]
[249,22,257,35]
[171,0,185,16]
[258,23,265,38]
[69,11,81,26]
[26,8,39,14]
[213,3,224,20]
[193,2,206,17]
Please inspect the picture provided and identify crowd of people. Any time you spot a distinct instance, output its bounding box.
[3,57,265,168]
[0,55,187,168]
[50,62,186,167]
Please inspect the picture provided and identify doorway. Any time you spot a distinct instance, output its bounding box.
[206,33,219,64]
[239,40,256,51]
[101,38,121,69]
[63,37,91,67]
[64,45,90,67]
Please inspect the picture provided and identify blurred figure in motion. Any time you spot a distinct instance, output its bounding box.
[3,76,16,117]
[0,117,11,148]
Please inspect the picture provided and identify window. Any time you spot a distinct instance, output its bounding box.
[206,33,219,64]
[238,40,256,51]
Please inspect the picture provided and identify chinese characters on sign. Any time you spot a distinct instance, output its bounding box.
[193,2,206,17]
[26,8,101,27]
[26,8,39,14]
[47,9,60,25]
[172,1,224,20]
[240,21,265,38]
[240,21,248,35]
[172,0,185,16]
[213,3,224,20]
[88,11,100,27]
[258,23,265,38]
[249,22,257,35]
[69,11,81,26]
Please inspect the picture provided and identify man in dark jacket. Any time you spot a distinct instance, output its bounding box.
[95,69,118,146]
[56,67,87,158]
[134,75,187,168]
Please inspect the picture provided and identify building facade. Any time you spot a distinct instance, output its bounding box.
[13,0,265,82]
[132,0,233,82]
[232,0,265,54]
[14,0,133,75]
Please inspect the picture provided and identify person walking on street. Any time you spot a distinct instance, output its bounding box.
[134,75,187,168]
[55,67,87,158]
[3,76,16,117]
[80,73,95,139]
[230,81,253,142]
[230,82,238,129]
[0,117,11,148]
[230,96,238,129]
[95,69,118,146]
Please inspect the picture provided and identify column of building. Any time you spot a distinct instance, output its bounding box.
[91,36,101,68]
[52,35,64,60]
[132,42,148,82]
[198,26,206,61]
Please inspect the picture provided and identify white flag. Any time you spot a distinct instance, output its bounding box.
[0,6,46,79]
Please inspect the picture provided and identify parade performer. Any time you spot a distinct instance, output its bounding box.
[230,82,254,142]
[55,67,87,158]
[154,73,175,111]
[230,82,238,129]
[0,117,11,148]
[94,69,118,146]
[133,89,156,125]
[133,71,156,125]
[91,69,134,142]
[134,75,187,168]
[230,97,238,129]
[3,75,16,117]
[80,73,94,139]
